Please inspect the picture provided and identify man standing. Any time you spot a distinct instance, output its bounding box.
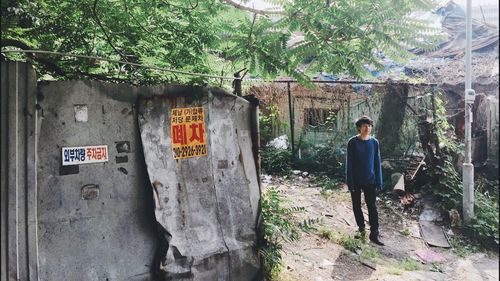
[345,116,384,245]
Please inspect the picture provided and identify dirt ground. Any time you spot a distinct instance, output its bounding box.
[262,173,499,281]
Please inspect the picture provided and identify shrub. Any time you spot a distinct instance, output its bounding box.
[260,147,292,175]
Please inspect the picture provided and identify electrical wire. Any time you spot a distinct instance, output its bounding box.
[0,49,238,80]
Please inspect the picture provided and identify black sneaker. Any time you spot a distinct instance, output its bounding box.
[369,233,385,246]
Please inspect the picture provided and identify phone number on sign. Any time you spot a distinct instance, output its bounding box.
[173,144,207,158]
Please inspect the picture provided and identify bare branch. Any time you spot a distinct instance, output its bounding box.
[247,13,257,49]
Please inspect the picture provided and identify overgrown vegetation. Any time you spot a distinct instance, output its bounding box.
[419,91,499,247]
[259,105,293,176]
[260,105,287,145]
[449,237,479,258]
[259,188,301,279]
[299,143,347,177]
[260,147,292,175]
[2,0,443,84]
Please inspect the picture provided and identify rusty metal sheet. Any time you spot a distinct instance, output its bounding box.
[138,89,261,280]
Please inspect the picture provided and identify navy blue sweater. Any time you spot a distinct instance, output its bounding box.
[345,136,383,191]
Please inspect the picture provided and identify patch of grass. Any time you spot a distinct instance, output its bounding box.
[386,258,422,275]
[320,189,334,200]
[318,227,335,240]
[314,175,342,191]
[398,258,423,271]
[360,245,380,262]
[386,267,404,275]
[317,228,363,252]
[449,237,478,257]
[342,236,362,252]
[400,229,411,236]
[430,262,444,273]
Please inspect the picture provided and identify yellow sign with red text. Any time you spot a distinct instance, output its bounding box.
[170,107,207,159]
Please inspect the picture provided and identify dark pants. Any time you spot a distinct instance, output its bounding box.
[350,184,379,233]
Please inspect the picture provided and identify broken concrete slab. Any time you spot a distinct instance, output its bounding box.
[419,221,451,248]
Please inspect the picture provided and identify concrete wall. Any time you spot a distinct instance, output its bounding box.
[36,80,159,280]
[1,61,262,280]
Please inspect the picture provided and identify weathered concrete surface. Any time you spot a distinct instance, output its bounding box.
[37,80,158,280]
[1,61,39,280]
[138,88,261,280]
[2,61,262,280]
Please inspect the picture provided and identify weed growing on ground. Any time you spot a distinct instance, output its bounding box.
[342,236,361,252]
[320,189,334,200]
[449,237,478,257]
[313,175,342,191]
[430,262,444,273]
[297,217,321,233]
[317,228,362,252]
[260,188,301,279]
[318,227,335,240]
[400,229,411,236]
[386,258,422,275]
[398,258,423,271]
[360,245,380,262]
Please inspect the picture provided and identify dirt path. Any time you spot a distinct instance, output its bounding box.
[262,174,499,281]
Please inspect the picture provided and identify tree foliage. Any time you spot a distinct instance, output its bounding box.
[1,0,443,84]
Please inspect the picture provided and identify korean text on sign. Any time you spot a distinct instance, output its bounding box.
[62,145,108,166]
[171,107,207,159]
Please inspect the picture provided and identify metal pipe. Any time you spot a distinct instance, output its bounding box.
[287,82,295,158]
[463,0,474,223]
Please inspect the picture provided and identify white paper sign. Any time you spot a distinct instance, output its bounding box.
[62,145,108,166]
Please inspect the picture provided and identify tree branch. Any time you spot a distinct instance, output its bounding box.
[92,0,127,61]
[123,0,152,34]
[247,13,257,49]
[222,0,285,15]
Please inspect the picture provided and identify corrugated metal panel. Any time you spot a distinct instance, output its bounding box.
[0,61,39,281]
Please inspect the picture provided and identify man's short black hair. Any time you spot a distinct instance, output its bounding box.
[355,115,373,127]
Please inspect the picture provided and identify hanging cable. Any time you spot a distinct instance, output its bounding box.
[0,49,239,80]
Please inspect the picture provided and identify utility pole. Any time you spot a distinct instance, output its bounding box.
[463,0,475,223]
